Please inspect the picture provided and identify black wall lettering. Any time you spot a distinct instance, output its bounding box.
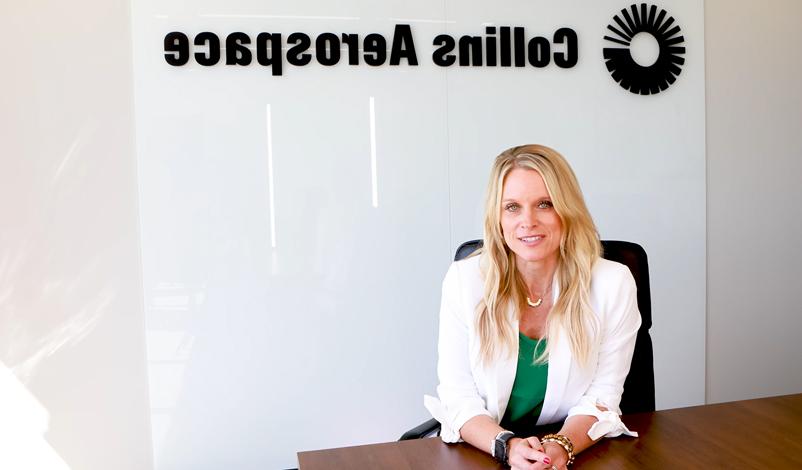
[513,27,525,67]
[389,24,418,66]
[485,27,497,66]
[499,27,511,67]
[553,27,578,68]
[341,33,360,65]
[164,22,583,73]
[194,32,221,66]
[226,32,252,65]
[287,33,312,66]
[257,32,283,76]
[527,36,550,67]
[363,33,387,66]
[164,32,189,66]
[316,33,341,66]
[432,35,456,66]
[458,35,482,66]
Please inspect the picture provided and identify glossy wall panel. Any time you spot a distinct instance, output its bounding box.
[132,1,705,468]
[133,2,452,469]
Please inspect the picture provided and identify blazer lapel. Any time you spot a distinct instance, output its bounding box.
[538,277,571,424]
[538,326,571,424]
[492,312,519,422]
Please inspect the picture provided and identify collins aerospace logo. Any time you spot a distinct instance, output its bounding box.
[603,4,685,95]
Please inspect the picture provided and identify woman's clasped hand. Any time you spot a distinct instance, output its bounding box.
[508,436,567,470]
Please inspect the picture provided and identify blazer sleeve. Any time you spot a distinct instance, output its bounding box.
[432,261,491,442]
[566,263,641,439]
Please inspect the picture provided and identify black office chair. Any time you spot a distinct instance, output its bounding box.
[399,239,654,440]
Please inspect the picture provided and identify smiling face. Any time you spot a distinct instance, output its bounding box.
[500,167,563,272]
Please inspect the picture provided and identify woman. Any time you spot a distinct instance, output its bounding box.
[424,145,641,469]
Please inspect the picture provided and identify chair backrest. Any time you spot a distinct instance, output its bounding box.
[453,239,655,414]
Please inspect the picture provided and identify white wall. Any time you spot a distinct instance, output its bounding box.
[705,0,802,403]
[0,1,153,469]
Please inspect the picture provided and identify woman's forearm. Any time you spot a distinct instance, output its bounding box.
[542,413,602,467]
[460,415,554,468]
[459,415,504,455]
[459,405,612,468]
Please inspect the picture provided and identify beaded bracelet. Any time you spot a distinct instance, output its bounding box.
[541,433,575,466]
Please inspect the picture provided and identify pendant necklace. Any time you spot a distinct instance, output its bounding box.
[526,296,544,308]
[526,283,553,308]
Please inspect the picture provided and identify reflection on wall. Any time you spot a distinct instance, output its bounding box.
[146,283,201,461]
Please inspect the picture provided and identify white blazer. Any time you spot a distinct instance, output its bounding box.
[424,255,641,443]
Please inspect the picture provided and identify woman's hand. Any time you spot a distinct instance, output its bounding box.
[507,436,557,470]
[541,441,570,469]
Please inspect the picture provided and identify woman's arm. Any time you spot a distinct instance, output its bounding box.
[540,412,604,468]
[461,415,555,469]
[433,261,493,441]
[543,264,642,468]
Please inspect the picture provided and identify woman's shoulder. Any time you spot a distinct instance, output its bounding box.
[590,257,636,295]
[592,257,630,278]
[445,253,482,284]
[589,257,641,329]
[442,254,484,301]
[453,252,483,273]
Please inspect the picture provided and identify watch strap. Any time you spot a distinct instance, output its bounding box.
[492,430,515,464]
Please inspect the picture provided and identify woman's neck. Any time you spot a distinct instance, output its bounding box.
[516,256,558,294]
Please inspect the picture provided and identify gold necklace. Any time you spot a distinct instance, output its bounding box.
[526,296,544,308]
[526,284,553,308]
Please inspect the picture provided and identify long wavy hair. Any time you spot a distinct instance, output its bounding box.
[475,145,601,367]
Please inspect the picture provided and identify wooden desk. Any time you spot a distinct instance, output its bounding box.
[297,393,802,469]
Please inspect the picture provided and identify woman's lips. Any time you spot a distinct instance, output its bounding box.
[518,235,544,245]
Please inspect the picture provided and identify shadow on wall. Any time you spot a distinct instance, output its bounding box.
[0,361,71,469]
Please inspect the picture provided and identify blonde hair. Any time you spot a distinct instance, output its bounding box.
[476,144,601,367]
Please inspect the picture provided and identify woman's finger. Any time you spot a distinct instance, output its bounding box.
[509,440,539,469]
[520,447,552,466]
[509,438,553,469]
[526,436,543,450]
[527,436,554,467]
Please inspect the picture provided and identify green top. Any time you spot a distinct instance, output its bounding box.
[500,332,549,436]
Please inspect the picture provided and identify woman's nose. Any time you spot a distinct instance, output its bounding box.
[521,208,538,227]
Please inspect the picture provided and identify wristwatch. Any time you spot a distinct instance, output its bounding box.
[491,430,515,465]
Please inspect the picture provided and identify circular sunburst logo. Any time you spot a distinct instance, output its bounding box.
[603,3,686,95]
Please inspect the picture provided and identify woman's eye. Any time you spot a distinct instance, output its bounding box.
[505,203,520,212]
[538,200,554,209]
